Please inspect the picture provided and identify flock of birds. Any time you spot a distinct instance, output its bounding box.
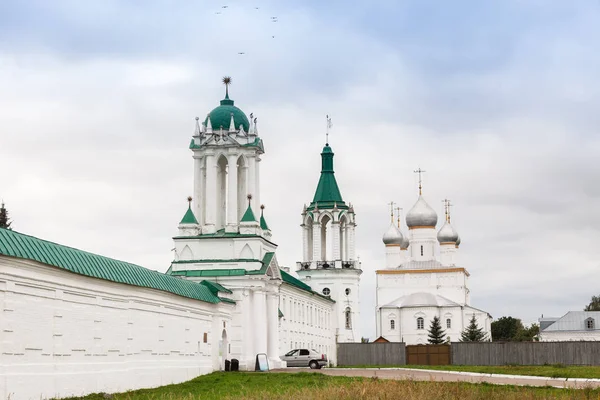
[214,4,279,56]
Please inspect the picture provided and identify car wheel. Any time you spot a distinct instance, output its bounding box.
[309,361,318,369]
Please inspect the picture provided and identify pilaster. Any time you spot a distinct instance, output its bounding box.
[226,154,238,232]
[193,155,204,226]
[312,222,322,261]
[332,221,340,260]
[252,289,268,356]
[204,153,217,233]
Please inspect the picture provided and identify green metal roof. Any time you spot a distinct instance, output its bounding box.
[189,139,201,150]
[241,204,257,222]
[280,269,335,303]
[0,228,222,304]
[204,93,250,132]
[200,280,233,294]
[180,205,198,225]
[260,209,269,231]
[308,144,347,211]
[170,252,275,278]
[279,308,283,318]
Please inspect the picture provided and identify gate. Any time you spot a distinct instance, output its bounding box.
[406,345,450,365]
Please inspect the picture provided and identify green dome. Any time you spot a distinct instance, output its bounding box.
[205,96,250,133]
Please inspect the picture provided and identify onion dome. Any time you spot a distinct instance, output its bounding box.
[406,196,438,228]
[382,223,403,245]
[204,77,250,132]
[401,235,410,250]
[455,234,461,248]
[437,221,459,244]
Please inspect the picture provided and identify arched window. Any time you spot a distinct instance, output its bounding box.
[345,307,352,329]
[446,318,452,329]
[417,317,424,330]
[390,320,396,330]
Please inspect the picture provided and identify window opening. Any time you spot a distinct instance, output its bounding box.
[417,317,424,330]
[390,320,395,330]
[322,287,331,296]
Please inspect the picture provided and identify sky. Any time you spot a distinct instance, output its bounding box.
[1,0,599,340]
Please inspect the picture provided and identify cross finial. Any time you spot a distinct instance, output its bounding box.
[222,76,232,98]
[395,206,403,228]
[414,168,426,195]
[326,114,332,145]
[387,201,396,223]
[442,198,452,222]
[247,193,252,206]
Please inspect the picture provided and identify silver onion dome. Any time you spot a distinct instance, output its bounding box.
[455,234,461,247]
[406,196,438,228]
[382,223,404,245]
[401,234,410,249]
[437,221,459,243]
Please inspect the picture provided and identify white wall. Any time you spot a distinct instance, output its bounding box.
[539,331,600,342]
[278,284,337,365]
[0,257,232,400]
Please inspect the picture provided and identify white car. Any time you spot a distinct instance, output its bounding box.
[280,348,328,369]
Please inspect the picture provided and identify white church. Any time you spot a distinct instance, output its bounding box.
[0,79,362,400]
[375,175,492,344]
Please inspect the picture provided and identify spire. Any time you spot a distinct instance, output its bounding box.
[194,117,201,136]
[206,114,213,133]
[260,204,270,230]
[308,144,346,210]
[229,112,236,132]
[180,196,198,224]
[241,194,257,222]
[395,206,402,228]
[220,76,234,106]
[443,199,452,223]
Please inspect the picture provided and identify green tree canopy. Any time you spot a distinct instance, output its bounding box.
[0,202,12,230]
[585,295,600,311]
[427,316,447,344]
[460,315,487,342]
[491,316,524,341]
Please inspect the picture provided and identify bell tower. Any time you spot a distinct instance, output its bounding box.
[296,137,362,343]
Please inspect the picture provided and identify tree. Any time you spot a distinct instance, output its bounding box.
[585,295,600,311]
[360,337,370,343]
[460,315,487,342]
[0,201,12,230]
[491,316,524,341]
[427,316,447,344]
[515,323,539,342]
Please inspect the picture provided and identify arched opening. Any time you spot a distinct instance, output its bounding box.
[320,213,334,261]
[417,317,424,330]
[339,214,348,261]
[236,156,247,222]
[216,155,228,231]
[180,245,193,261]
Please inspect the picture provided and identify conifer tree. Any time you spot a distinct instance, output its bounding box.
[460,315,488,342]
[427,316,447,344]
[0,202,12,230]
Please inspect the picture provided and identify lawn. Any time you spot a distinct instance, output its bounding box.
[338,364,600,380]
[61,372,600,400]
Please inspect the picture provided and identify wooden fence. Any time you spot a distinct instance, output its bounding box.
[406,344,451,365]
[451,341,600,366]
[337,343,406,366]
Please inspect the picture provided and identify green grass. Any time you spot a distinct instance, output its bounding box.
[58,372,600,400]
[338,364,600,379]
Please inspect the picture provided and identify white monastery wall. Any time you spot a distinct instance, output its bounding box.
[278,284,336,364]
[0,257,232,400]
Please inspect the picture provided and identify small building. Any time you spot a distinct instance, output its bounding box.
[539,311,600,341]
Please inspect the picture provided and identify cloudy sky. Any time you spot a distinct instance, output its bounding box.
[1,1,599,339]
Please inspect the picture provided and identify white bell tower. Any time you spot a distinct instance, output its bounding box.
[296,137,362,343]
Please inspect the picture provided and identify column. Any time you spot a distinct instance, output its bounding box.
[237,164,248,221]
[348,224,356,260]
[193,155,204,226]
[204,154,217,233]
[253,289,268,356]
[332,221,340,261]
[312,221,321,262]
[226,154,238,231]
[301,224,309,262]
[247,156,256,212]
[242,289,254,366]
[255,156,261,212]
[266,292,280,362]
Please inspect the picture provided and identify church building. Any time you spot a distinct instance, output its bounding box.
[375,173,491,344]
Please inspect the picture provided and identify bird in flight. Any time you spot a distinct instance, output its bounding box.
[215,11,221,14]
[238,52,246,55]
[222,5,228,8]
